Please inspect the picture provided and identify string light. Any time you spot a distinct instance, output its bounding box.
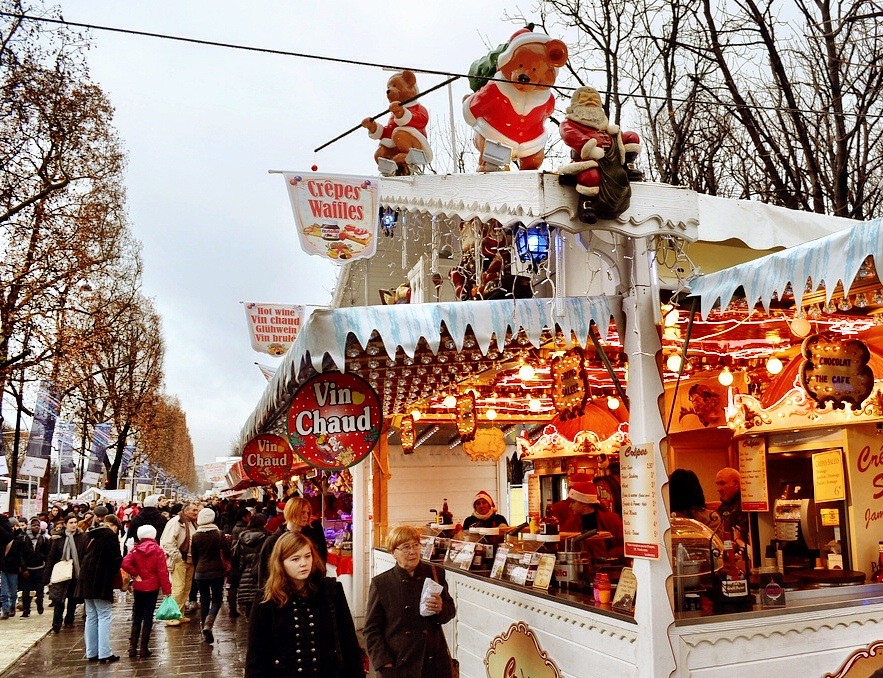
[410,408,422,421]
[607,396,620,410]
[442,394,457,409]
[666,354,682,372]
[790,310,812,338]
[518,363,536,381]
[528,397,542,412]
[486,408,498,420]
[766,356,783,374]
[663,307,680,327]
[718,366,734,386]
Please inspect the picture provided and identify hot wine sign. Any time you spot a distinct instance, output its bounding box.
[288,372,381,470]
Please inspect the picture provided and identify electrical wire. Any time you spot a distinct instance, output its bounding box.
[4,11,883,121]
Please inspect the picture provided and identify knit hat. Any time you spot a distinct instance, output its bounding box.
[496,27,554,70]
[568,481,600,505]
[143,494,161,508]
[93,506,109,518]
[473,490,496,509]
[197,508,216,526]
[137,525,157,541]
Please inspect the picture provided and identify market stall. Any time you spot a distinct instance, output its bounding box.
[237,151,881,676]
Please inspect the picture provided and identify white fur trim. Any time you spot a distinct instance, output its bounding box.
[391,126,433,162]
[581,139,604,161]
[462,94,477,126]
[576,185,600,196]
[623,142,641,154]
[495,79,554,116]
[497,32,552,69]
[368,123,384,141]
[396,107,413,126]
[472,120,547,157]
[568,488,599,504]
[607,123,620,135]
[558,160,598,174]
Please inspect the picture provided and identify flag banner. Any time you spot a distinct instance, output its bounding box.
[256,363,277,381]
[21,381,61,477]
[135,460,151,483]
[58,422,77,487]
[282,172,379,264]
[243,302,305,356]
[82,422,112,486]
[119,445,135,479]
[203,462,228,484]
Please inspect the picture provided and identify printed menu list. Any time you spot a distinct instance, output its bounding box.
[622,443,660,559]
[738,437,770,511]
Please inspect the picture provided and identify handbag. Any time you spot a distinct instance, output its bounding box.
[49,559,74,584]
[155,595,182,621]
[114,568,132,592]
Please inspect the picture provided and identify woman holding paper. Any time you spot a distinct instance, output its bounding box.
[364,525,456,678]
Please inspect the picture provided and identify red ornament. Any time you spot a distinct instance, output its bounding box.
[311,164,318,171]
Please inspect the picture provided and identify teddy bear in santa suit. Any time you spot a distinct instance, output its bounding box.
[362,69,433,174]
[463,27,568,171]
[558,86,642,224]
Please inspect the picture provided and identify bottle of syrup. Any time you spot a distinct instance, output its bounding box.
[439,498,453,525]
[713,531,752,611]
[540,499,559,536]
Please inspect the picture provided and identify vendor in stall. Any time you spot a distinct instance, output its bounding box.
[563,479,624,560]
[462,491,508,530]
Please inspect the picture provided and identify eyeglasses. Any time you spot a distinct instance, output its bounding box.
[395,542,421,553]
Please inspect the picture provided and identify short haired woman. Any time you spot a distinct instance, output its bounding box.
[364,526,456,677]
[76,514,123,663]
[245,532,364,677]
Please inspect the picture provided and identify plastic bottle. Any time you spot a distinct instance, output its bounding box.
[540,499,559,536]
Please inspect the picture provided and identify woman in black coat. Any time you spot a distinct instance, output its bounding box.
[245,532,364,678]
[75,515,123,663]
[364,526,456,678]
[231,513,268,618]
[44,515,87,633]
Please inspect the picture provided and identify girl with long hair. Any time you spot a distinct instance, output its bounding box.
[245,532,364,677]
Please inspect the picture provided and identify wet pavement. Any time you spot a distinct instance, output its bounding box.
[1,594,246,677]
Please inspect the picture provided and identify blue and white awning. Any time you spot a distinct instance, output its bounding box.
[239,296,619,446]
[688,218,882,318]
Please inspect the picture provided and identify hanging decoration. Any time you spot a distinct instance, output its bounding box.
[449,219,531,300]
[462,427,507,462]
[550,347,589,419]
[455,392,478,442]
[400,415,416,454]
[241,434,295,485]
[800,334,874,409]
[244,303,305,356]
[288,372,382,470]
[283,172,378,263]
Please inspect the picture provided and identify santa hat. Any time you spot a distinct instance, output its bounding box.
[496,26,553,70]
[568,481,600,505]
[473,490,495,509]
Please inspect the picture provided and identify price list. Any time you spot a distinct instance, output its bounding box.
[622,443,660,559]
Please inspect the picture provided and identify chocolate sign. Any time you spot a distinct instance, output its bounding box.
[287,372,381,470]
[550,347,589,419]
[241,434,295,484]
[800,335,874,409]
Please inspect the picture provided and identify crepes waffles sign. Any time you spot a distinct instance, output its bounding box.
[283,172,378,264]
[287,373,381,470]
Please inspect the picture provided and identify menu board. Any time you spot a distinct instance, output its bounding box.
[621,443,660,559]
[532,554,557,590]
[444,540,476,570]
[738,437,769,511]
[527,472,541,517]
[812,449,846,502]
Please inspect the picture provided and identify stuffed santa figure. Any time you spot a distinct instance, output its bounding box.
[557,86,641,223]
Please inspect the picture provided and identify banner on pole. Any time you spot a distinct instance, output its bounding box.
[82,422,112,487]
[21,381,61,478]
[58,422,77,487]
[282,172,379,264]
[243,303,304,356]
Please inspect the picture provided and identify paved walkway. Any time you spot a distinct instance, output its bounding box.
[1,594,246,677]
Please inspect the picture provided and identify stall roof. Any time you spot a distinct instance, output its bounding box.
[239,296,619,448]
[688,217,882,318]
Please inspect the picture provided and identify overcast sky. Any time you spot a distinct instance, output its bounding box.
[56,0,525,467]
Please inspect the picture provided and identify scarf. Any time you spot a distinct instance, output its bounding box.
[196,523,220,533]
[180,518,192,554]
[62,530,80,577]
[472,506,495,521]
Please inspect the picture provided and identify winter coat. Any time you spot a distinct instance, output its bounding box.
[160,514,195,570]
[0,516,13,555]
[23,532,50,569]
[230,519,248,547]
[191,526,230,580]
[245,576,365,678]
[234,528,269,605]
[1,528,27,573]
[74,525,123,602]
[364,562,455,678]
[125,506,168,545]
[121,538,171,594]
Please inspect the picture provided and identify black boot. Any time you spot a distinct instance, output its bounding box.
[128,621,140,658]
[139,627,152,658]
[228,588,239,618]
[578,198,598,224]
